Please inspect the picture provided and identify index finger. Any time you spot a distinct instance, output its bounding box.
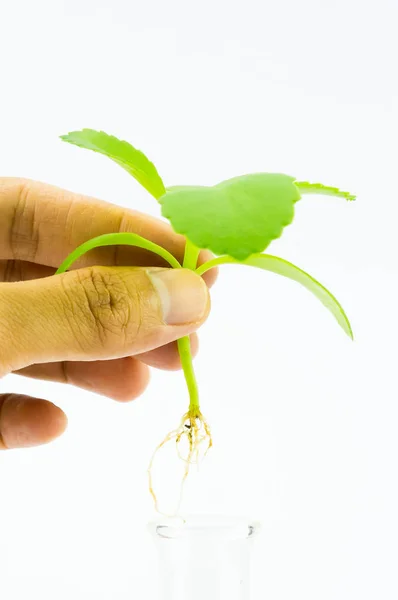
[0,178,217,285]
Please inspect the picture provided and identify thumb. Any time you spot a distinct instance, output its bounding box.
[0,266,209,376]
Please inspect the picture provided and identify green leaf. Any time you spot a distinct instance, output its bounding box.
[60,129,166,200]
[295,181,356,201]
[55,232,181,275]
[196,253,353,338]
[160,173,300,260]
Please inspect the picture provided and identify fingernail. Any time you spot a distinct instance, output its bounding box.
[147,269,209,326]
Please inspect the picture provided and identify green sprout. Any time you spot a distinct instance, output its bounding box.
[56,129,355,512]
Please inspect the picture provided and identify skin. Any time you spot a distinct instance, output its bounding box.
[0,178,217,450]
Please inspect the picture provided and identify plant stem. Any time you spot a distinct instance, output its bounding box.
[179,239,201,414]
[177,337,200,413]
[182,238,201,270]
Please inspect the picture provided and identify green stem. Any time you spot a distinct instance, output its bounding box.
[182,238,201,269]
[177,337,200,412]
[55,232,181,275]
[179,239,201,414]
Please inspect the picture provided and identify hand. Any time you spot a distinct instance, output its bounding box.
[0,179,215,450]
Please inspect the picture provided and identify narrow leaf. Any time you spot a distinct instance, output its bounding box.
[55,232,181,275]
[295,181,356,201]
[196,253,353,338]
[60,129,166,200]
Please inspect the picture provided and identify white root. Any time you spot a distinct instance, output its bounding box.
[148,411,212,516]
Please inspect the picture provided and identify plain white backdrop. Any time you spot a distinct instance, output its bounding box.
[0,0,397,598]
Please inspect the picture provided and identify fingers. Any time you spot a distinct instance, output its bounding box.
[14,333,199,397]
[0,179,217,288]
[0,394,67,450]
[0,266,209,376]
[14,356,150,402]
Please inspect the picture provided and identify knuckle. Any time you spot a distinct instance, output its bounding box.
[63,267,142,350]
[9,181,40,261]
[0,260,23,283]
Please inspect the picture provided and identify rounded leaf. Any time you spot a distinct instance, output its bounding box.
[160,173,300,260]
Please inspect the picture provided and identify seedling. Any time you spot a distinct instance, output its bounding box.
[56,129,355,512]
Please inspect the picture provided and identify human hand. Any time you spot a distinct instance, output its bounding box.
[0,179,215,450]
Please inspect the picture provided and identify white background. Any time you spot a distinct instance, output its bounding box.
[0,0,397,598]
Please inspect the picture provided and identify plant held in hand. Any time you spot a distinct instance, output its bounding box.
[56,129,355,513]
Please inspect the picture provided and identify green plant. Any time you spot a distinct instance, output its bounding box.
[56,129,355,512]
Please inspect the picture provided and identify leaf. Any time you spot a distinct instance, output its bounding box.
[60,129,166,200]
[55,232,181,275]
[196,253,353,338]
[295,181,356,201]
[161,173,300,260]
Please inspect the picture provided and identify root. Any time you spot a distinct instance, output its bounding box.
[148,410,212,516]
